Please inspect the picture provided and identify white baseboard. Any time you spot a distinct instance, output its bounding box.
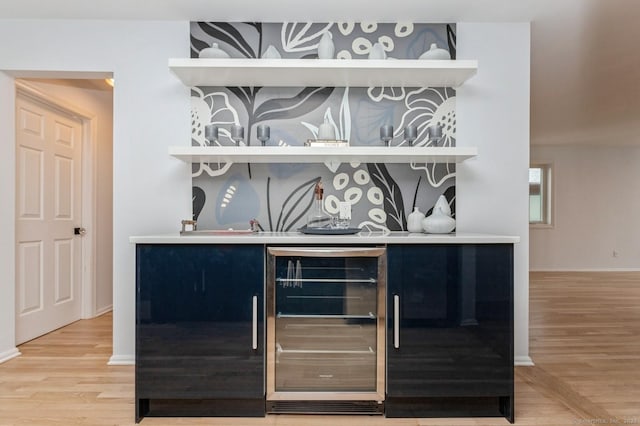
[0,347,21,364]
[530,268,640,272]
[514,355,534,366]
[94,305,113,317]
[108,354,135,365]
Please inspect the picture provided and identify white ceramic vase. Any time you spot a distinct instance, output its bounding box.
[407,207,425,233]
[317,120,336,140]
[422,210,456,234]
[262,45,281,59]
[433,195,451,216]
[419,43,451,60]
[199,42,231,59]
[368,42,387,60]
[318,32,335,59]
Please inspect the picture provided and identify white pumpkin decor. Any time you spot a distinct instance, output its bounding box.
[418,43,451,60]
[199,42,231,58]
[422,195,455,234]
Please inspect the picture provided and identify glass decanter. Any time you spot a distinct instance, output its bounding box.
[306,181,332,228]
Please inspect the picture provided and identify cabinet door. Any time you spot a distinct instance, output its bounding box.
[386,244,513,421]
[136,244,264,418]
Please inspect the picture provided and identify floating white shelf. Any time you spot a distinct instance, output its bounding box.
[169,58,478,88]
[168,146,478,164]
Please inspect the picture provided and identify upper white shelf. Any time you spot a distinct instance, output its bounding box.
[168,146,478,164]
[168,58,478,88]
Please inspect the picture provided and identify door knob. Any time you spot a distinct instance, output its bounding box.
[74,227,87,236]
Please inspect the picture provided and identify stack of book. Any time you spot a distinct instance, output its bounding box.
[304,139,349,147]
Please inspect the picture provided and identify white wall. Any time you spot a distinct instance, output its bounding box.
[20,79,114,314]
[0,20,191,363]
[0,20,531,365]
[530,145,640,271]
[457,23,532,364]
[0,72,19,363]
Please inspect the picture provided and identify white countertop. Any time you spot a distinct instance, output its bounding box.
[129,231,519,245]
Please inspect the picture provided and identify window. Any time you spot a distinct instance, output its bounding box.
[529,165,552,225]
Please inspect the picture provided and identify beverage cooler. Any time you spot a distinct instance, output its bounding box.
[266,247,386,414]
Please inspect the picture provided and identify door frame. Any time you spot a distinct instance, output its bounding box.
[15,80,98,320]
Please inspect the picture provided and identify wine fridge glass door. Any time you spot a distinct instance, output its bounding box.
[266,247,386,403]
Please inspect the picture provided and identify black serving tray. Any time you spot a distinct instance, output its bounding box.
[298,226,362,235]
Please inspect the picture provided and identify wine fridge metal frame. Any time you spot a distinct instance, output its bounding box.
[266,246,387,404]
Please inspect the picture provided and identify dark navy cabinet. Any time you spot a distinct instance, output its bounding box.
[386,244,514,422]
[135,244,265,421]
[134,241,514,421]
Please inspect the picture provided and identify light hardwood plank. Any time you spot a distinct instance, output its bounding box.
[0,271,639,425]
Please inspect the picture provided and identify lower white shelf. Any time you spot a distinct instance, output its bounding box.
[168,146,478,164]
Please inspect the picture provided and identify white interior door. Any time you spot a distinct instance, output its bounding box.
[15,94,83,344]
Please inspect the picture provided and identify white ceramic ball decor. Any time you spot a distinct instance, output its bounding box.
[419,43,451,60]
[199,42,231,59]
[407,207,425,233]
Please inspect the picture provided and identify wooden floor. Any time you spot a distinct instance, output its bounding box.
[0,271,638,425]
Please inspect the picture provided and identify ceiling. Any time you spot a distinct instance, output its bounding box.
[2,0,639,146]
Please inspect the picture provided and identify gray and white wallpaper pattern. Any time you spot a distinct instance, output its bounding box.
[190,22,457,232]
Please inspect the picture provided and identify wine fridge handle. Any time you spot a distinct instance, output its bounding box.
[393,294,400,349]
[252,295,258,350]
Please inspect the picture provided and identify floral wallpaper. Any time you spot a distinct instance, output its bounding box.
[190,22,457,232]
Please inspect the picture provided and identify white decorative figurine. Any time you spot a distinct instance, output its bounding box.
[407,207,425,233]
[419,43,451,60]
[368,42,387,60]
[199,42,231,59]
[317,31,335,59]
[422,195,455,233]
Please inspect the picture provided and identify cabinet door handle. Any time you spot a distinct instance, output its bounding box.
[252,295,258,350]
[393,294,400,349]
